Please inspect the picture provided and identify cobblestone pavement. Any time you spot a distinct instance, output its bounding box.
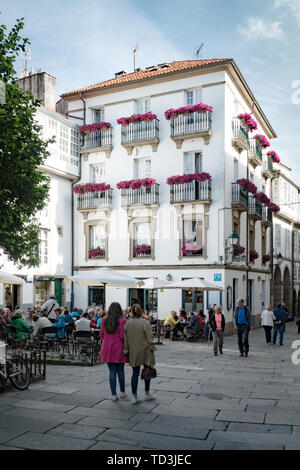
[1,323,300,450]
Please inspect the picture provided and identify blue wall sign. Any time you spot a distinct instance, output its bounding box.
[214,273,222,282]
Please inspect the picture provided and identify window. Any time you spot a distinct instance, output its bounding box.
[133,222,151,257]
[136,99,150,114]
[89,225,106,257]
[59,123,69,158]
[249,228,255,252]
[185,89,202,106]
[182,220,203,256]
[234,159,239,181]
[134,158,151,179]
[184,152,202,174]
[275,224,281,254]
[90,164,106,183]
[93,109,104,123]
[70,128,80,163]
[39,230,49,264]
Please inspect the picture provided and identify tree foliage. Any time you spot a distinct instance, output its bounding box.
[0,18,51,267]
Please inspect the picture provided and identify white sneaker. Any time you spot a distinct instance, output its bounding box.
[111,395,118,402]
[131,396,142,405]
[119,392,127,399]
[144,393,156,401]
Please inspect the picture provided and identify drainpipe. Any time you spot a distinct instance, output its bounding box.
[71,93,85,310]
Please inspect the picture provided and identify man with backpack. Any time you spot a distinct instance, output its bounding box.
[41,295,58,324]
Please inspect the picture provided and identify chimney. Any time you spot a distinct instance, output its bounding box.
[15,71,57,110]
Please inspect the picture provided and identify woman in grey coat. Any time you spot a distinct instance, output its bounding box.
[124,304,156,404]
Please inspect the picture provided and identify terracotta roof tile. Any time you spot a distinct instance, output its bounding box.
[61,59,228,98]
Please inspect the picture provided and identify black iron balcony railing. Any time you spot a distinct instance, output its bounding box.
[262,206,273,225]
[121,119,159,144]
[232,183,248,210]
[170,180,211,203]
[121,184,159,207]
[170,111,212,137]
[232,118,249,150]
[132,244,152,258]
[248,194,263,219]
[77,189,113,210]
[81,129,113,150]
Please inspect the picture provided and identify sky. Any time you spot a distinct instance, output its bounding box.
[1,0,300,182]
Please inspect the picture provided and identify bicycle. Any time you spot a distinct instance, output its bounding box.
[0,342,30,392]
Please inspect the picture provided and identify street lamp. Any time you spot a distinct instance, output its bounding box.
[228,231,239,246]
[275,253,283,265]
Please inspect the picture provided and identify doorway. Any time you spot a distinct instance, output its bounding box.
[88,287,105,308]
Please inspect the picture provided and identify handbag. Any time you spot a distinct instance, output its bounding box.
[141,366,157,380]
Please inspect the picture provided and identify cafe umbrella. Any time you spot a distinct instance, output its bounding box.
[64,268,144,309]
[132,277,172,313]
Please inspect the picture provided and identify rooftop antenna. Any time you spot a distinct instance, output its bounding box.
[133,44,139,71]
[195,43,204,59]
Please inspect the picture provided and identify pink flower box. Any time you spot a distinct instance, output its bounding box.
[167,172,211,185]
[117,112,157,126]
[237,113,258,132]
[80,122,112,134]
[164,103,213,120]
[72,183,111,194]
[236,178,257,194]
[253,134,270,148]
[267,151,280,163]
[116,178,156,190]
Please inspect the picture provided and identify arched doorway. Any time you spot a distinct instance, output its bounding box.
[283,267,292,314]
[273,265,282,306]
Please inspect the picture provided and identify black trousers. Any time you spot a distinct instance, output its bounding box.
[263,325,272,343]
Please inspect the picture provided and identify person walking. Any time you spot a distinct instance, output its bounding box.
[209,305,226,356]
[261,305,275,345]
[99,302,128,402]
[233,298,253,357]
[273,303,287,346]
[124,304,156,404]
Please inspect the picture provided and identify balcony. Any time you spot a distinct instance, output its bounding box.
[76,190,113,212]
[262,156,273,179]
[132,244,152,259]
[248,195,262,220]
[170,111,212,148]
[232,118,249,153]
[248,138,262,167]
[121,184,159,207]
[170,180,211,204]
[231,183,248,211]
[81,129,113,158]
[121,120,159,155]
[88,248,105,260]
[262,206,273,227]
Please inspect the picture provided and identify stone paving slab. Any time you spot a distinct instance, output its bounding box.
[207,430,300,449]
[213,441,283,450]
[12,399,76,413]
[227,422,292,434]
[216,410,266,424]
[0,428,27,444]
[97,429,211,450]
[150,404,218,420]
[175,397,245,411]
[47,423,107,440]
[5,431,96,450]
[89,441,142,450]
[44,393,104,408]
[265,413,300,426]
[153,414,228,431]
[67,406,135,421]
[4,407,83,424]
[131,421,210,440]
[0,414,63,433]
[93,398,158,413]
[76,416,142,430]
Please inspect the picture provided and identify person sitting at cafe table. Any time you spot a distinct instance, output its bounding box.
[163,311,180,339]
[53,307,66,339]
[75,312,91,332]
[184,312,201,340]
[8,309,31,341]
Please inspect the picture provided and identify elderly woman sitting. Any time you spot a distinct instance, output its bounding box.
[184,312,201,340]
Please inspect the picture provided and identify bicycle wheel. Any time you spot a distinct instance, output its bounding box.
[8,355,30,390]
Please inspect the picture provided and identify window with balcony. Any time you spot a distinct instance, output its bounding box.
[182,219,203,257]
[93,109,104,123]
[134,158,151,179]
[184,152,202,174]
[135,98,151,114]
[89,225,106,259]
[90,163,106,183]
[185,89,202,106]
[133,222,152,258]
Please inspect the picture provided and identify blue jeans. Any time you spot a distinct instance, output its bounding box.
[107,363,125,395]
[131,366,150,395]
[237,324,250,354]
[273,324,284,345]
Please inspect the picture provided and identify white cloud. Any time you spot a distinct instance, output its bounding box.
[238,17,283,40]
[274,0,300,27]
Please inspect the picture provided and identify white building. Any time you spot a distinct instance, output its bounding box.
[61,59,279,330]
[271,161,300,315]
[0,72,80,311]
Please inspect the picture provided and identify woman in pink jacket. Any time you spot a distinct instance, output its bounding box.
[99,302,128,402]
